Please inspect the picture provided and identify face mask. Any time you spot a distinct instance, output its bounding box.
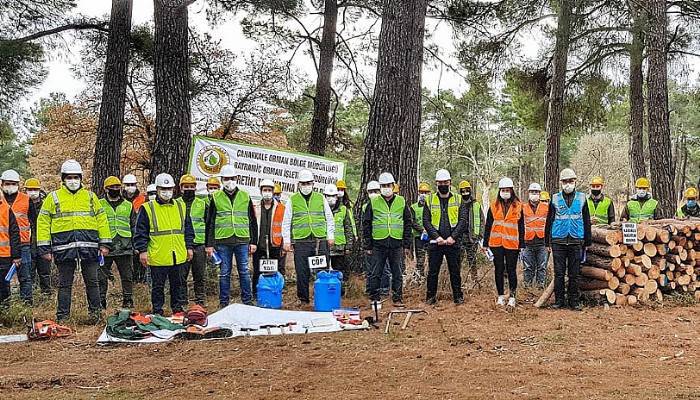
[500,190,511,200]
[636,189,648,198]
[65,179,81,191]
[563,183,575,194]
[380,187,393,197]
[208,188,218,195]
[368,192,380,200]
[158,190,173,202]
[27,190,40,200]
[529,194,540,203]
[261,191,273,200]
[182,190,195,200]
[273,195,281,202]
[300,184,313,196]
[437,185,450,195]
[148,194,157,201]
[224,181,236,191]
[688,200,697,208]
[591,189,601,196]
[461,191,471,200]
[124,186,137,195]
[107,189,121,199]
[2,185,18,195]
[418,194,426,203]
[327,197,337,207]
[337,190,345,198]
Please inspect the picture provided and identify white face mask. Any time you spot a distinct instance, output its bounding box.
[636,189,647,198]
[563,183,575,194]
[368,192,380,200]
[124,186,137,195]
[380,187,393,197]
[418,194,426,203]
[529,193,540,203]
[299,184,313,196]
[500,190,511,200]
[207,188,218,195]
[337,190,345,198]
[65,179,81,191]
[148,194,157,201]
[27,190,40,200]
[261,191,273,200]
[158,190,173,201]
[2,184,18,195]
[326,197,337,207]
[223,180,236,191]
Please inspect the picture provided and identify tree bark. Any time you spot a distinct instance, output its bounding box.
[308,0,338,156]
[357,0,427,211]
[151,0,192,182]
[543,0,572,193]
[628,0,647,182]
[92,0,133,195]
[646,0,675,218]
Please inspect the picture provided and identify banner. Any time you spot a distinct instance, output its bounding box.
[188,136,346,199]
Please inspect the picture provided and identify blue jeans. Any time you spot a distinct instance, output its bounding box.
[522,245,549,287]
[217,244,253,306]
[19,245,33,303]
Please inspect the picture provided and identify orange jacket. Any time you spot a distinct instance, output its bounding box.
[255,200,285,248]
[523,202,548,241]
[10,192,30,244]
[132,194,146,211]
[0,200,11,257]
[488,200,522,250]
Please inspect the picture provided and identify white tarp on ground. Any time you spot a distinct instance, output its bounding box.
[97,304,343,344]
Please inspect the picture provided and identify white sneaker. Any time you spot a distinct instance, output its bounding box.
[496,296,506,306]
[507,297,516,307]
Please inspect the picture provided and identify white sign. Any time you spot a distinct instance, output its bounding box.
[189,136,346,200]
[622,222,638,245]
[259,259,279,274]
[308,255,328,270]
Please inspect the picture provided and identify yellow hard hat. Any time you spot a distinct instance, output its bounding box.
[591,176,605,185]
[274,183,282,194]
[459,180,471,190]
[418,182,431,193]
[180,174,197,185]
[103,176,121,189]
[207,176,220,186]
[393,183,400,194]
[24,178,41,189]
[540,191,551,201]
[685,187,698,199]
[336,179,347,190]
[635,177,650,188]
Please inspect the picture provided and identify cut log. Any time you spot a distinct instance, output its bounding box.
[644,279,658,295]
[627,295,638,306]
[615,293,627,306]
[677,274,691,286]
[618,282,631,295]
[591,227,622,245]
[585,253,620,271]
[607,276,620,290]
[643,243,657,257]
[626,264,642,276]
[588,243,623,258]
[601,289,616,304]
[615,267,626,279]
[534,281,554,308]
[645,226,658,242]
[634,273,649,287]
[580,266,613,281]
[624,274,637,285]
[655,229,671,243]
[636,224,646,241]
[633,255,652,269]
[655,244,667,256]
[578,278,612,291]
[632,241,644,252]
[648,265,660,280]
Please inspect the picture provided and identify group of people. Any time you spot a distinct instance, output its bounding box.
[1,158,699,322]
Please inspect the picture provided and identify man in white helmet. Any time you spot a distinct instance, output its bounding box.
[522,182,549,287]
[544,168,592,310]
[121,174,146,210]
[134,173,195,316]
[360,181,390,295]
[252,178,286,297]
[281,169,335,306]
[36,160,112,322]
[146,184,157,201]
[362,172,412,307]
[205,164,258,307]
[326,183,355,294]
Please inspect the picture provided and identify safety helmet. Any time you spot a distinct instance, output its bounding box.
[103,176,122,189]
[122,174,138,184]
[528,183,542,192]
[146,184,157,193]
[0,169,20,182]
[298,169,314,183]
[635,177,650,188]
[24,178,41,189]
[393,183,400,194]
[366,181,380,192]
[220,165,236,178]
[273,183,282,194]
[179,174,197,185]
[560,168,577,181]
[685,187,698,199]
[260,179,275,189]
[418,182,431,193]
[155,173,176,188]
[378,172,395,185]
[207,176,221,187]
[60,160,83,175]
[336,179,347,190]
[498,177,514,189]
[324,184,338,196]
[459,180,471,190]
[540,191,551,201]
[435,169,451,181]
[590,176,605,186]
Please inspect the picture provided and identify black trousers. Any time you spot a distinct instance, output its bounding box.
[426,244,463,302]
[293,240,329,303]
[32,254,52,294]
[98,254,134,308]
[56,259,101,321]
[368,246,403,302]
[492,247,519,296]
[252,245,285,296]
[150,264,184,315]
[180,245,207,306]
[552,243,582,306]
[0,262,11,303]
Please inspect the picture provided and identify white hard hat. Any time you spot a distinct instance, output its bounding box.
[366,181,380,191]
[498,177,514,189]
[60,159,83,175]
[155,173,176,188]
[0,169,20,182]
[298,169,314,183]
[324,184,338,196]
[378,172,395,185]
[260,179,275,189]
[435,169,451,181]
[220,164,236,178]
[560,168,577,181]
[146,184,157,193]
[528,183,542,192]
[122,174,137,184]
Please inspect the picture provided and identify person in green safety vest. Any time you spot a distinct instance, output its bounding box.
[587,176,615,225]
[134,173,195,316]
[325,184,355,294]
[98,176,136,309]
[620,177,659,223]
[458,179,483,286]
[179,174,209,307]
[409,182,431,282]
[677,187,700,218]
[361,181,391,296]
[362,172,412,307]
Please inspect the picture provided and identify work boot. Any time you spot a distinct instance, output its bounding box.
[551,303,566,310]
[570,302,583,311]
[454,297,464,305]
[425,297,437,306]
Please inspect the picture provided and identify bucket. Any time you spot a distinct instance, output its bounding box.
[314,270,343,311]
[256,272,284,309]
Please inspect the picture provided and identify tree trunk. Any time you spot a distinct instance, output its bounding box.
[628,0,647,182]
[308,0,338,156]
[356,0,427,211]
[543,0,572,193]
[92,0,133,195]
[151,0,191,182]
[646,0,675,218]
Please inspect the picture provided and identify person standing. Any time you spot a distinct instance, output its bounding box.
[0,191,21,304]
[410,182,431,281]
[677,187,700,218]
[361,181,390,295]
[482,177,524,307]
[273,183,283,203]
[146,184,157,201]
[281,170,335,306]
[620,178,659,222]
[326,184,355,292]
[179,174,208,307]
[25,178,51,294]
[587,176,615,225]
[458,180,483,285]
[205,165,257,307]
[545,168,592,310]
[540,191,550,204]
[37,160,112,322]
[363,172,411,307]
[253,179,286,297]
[521,183,549,288]
[98,176,136,309]
[122,174,146,211]
[206,177,221,195]
[134,173,194,316]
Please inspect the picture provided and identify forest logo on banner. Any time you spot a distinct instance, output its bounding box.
[196,145,230,175]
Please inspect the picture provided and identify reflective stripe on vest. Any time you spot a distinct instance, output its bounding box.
[411,202,424,236]
[255,200,285,247]
[143,199,187,266]
[488,200,521,250]
[552,192,586,239]
[428,193,461,229]
[190,197,207,245]
[587,197,611,225]
[213,190,251,240]
[99,198,132,239]
[523,202,548,240]
[0,201,11,257]
[291,192,327,240]
[371,195,405,240]
[10,193,30,244]
[334,205,348,245]
[627,199,658,223]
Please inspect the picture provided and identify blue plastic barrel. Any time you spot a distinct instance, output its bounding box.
[314,270,343,311]
[257,272,285,309]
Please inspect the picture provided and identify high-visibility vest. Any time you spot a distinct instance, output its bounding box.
[523,202,548,241]
[142,199,187,266]
[587,197,611,225]
[10,192,31,244]
[427,193,461,229]
[410,202,424,237]
[627,199,658,223]
[371,195,405,240]
[99,198,132,239]
[213,190,251,240]
[470,201,482,236]
[290,192,327,240]
[488,200,521,250]
[0,200,11,257]
[334,205,349,245]
[552,192,586,239]
[190,197,207,245]
[255,200,285,247]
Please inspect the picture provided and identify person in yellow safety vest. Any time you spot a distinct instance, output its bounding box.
[206,176,221,196]
[361,181,390,296]
[325,184,355,294]
[334,178,357,267]
[587,176,615,225]
[540,191,551,204]
[363,172,412,307]
[281,169,335,306]
[1,169,37,304]
[0,189,22,304]
[458,179,484,285]
[620,177,659,222]
[24,178,51,295]
[521,183,549,288]
[98,176,136,309]
[252,179,286,297]
[37,160,112,322]
[409,182,431,282]
[677,187,700,218]
[134,173,194,316]
[205,164,258,307]
[178,174,209,306]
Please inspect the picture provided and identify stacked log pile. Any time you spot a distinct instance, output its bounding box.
[581,219,700,306]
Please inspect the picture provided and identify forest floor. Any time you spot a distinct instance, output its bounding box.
[1,264,699,400]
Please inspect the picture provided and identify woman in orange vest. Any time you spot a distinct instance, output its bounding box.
[482,177,524,308]
[0,191,23,304]
[252,179,286,297]
[522,183,549,288]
